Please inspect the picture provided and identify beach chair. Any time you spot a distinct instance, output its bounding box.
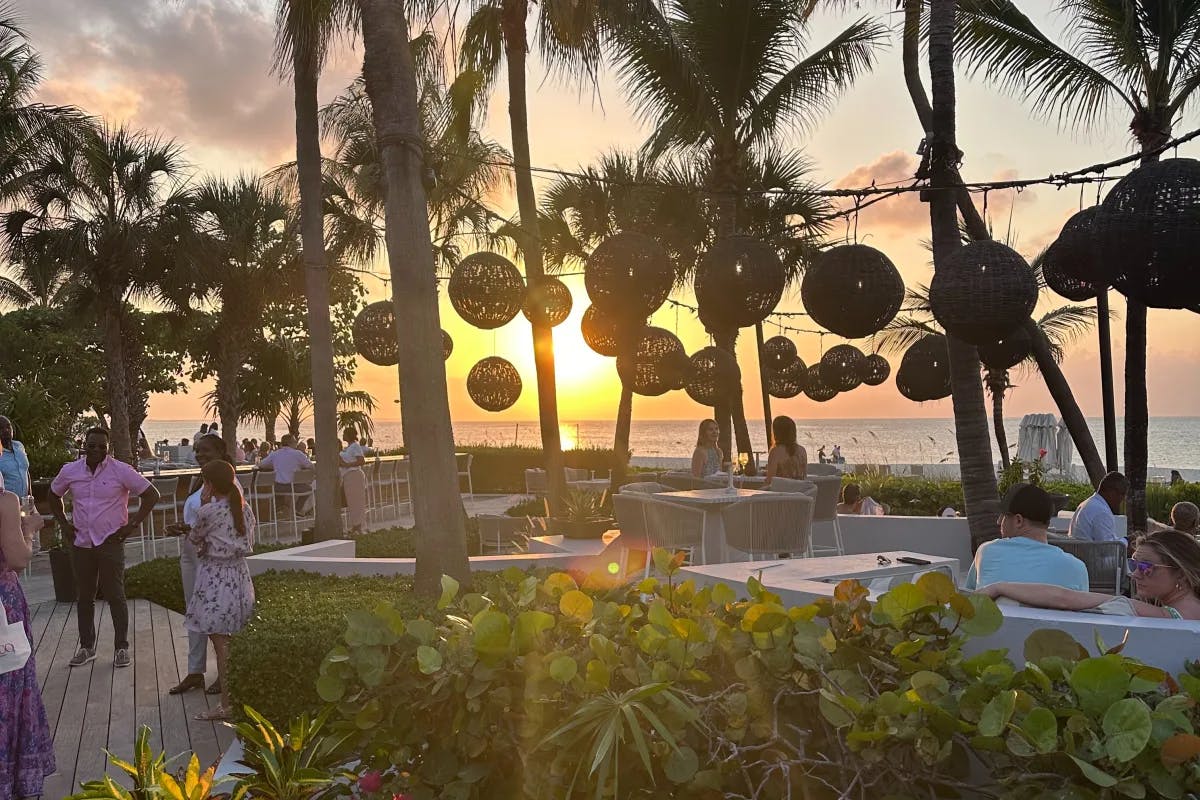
[147,476,181,558]
[394,458,411,514]
[370,459,397,523]
[477,514,530,554]
[808,475,845,556]
[457,453,474,498]
[642,497,707,571]
[245,470,278,542]
[525,468,549,498]
[721,492,815,560]
[278,468,315,540]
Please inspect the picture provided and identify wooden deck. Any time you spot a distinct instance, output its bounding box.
[29,598,233,797]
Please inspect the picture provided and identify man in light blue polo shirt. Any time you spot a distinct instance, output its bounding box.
[965,483,1088,591]
[0,415,30,497]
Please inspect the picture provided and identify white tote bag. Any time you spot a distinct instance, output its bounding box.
[0,611,31,675]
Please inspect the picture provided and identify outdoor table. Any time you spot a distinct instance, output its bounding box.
[658,487,770,564]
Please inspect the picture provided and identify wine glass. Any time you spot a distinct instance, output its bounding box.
[735,453,749,487]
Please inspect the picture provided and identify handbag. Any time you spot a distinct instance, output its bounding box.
[0,610,32,675]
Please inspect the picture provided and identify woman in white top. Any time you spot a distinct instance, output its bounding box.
[340,427,369,534]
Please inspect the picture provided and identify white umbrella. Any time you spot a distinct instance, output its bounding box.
[1054,420,1075,477]
[1017,414,1058,466]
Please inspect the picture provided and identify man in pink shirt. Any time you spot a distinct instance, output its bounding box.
[49,427,160,669]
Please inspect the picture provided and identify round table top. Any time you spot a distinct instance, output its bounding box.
[659,488,769,505]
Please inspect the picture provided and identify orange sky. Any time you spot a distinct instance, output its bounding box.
[25,1,1200,423]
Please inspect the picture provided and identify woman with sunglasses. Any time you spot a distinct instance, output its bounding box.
[978,529,1200,620]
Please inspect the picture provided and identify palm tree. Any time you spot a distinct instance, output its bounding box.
[608,0,886,464]
[953,0,1200,529]
[879,282,1099,469]
[2,124,189,463]
[272,0,355,539]
[458,0,628,512]
[358,0,472,591]
[164,176,303,455]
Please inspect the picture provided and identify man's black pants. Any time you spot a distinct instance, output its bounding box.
[72,535,129,651]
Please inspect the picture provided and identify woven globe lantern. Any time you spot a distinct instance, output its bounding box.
[766,357,808,399]
[801,244,905,338]
[585,231,675,319]
[616,327,689,397]
[1095,158,1200,308]
[694,236,785,329]
[896,334,951,402]
[929,241,1037,346]
[448,252,526,329]
[354,302,453,365]
[353,301,399,367]
[581,304,627,357]
[858,353,890,386]
[466,356,522,412]
[684,346,741,406]
[977,326,1032,372]
[1053,208,1110,285]
[803,364,838,402]
[820,344,865,392]
[522,276,573,327]
[761,335,797,371]
[1040,237,1101,302]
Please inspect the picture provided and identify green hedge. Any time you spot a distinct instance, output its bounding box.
[124,542,300,614]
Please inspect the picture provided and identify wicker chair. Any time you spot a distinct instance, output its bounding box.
[808,475,845,556]
[659,471,724,491]
[477,514,529,554]
[525,468,549,497]
[766,477,818,497]
[720,493,815,560]
[1048,536,1126,595]
[619,481,668,495]
[642,497,707,570]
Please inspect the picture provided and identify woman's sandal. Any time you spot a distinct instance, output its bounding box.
[195,706,231,722]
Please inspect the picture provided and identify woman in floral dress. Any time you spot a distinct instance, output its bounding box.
[184,459,255,721]
[0,486,54,798]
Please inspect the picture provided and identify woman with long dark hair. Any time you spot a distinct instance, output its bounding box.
[764,416,807,486]
[167,433,230,695]
[184,459,256,720]
[690,419,722,478]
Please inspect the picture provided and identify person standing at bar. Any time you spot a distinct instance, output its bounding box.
[48,427,159,669]
[0,417,29,498]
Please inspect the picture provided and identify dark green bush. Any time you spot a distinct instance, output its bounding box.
[355,526,482,558]
[1147,480,1200,523]
[226,571,435,725]
[504,497,546,518]
[125,542,303,614]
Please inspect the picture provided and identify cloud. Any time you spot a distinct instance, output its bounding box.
[832,150,929,236]
[28,0,359,172]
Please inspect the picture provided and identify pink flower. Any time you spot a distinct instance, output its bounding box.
[1038,448,1047,459]
[359,771,383,793]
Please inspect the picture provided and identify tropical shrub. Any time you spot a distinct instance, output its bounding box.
[316,555,1200,799]
[124,542,301,613]
[355,526,482,558]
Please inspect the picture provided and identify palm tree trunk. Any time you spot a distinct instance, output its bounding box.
[214,348,241,456]
[293,50,344,541]
[1096,290,1118,472]
[360,0,471,592]
[612,381,633,488]
[923,0,999,551]
[265,415,277,444]
[501,0,566,515]
[755,322,773,458]
[713,329,752,470]
[101,299,134,464]
[987,371,1010,469]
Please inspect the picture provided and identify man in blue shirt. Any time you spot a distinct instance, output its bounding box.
[0,415,30,497]
[965,483,1089,591]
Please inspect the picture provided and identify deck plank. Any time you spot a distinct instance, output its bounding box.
[151,602,192,765]
[73,604,117,791]
[167,607,222,770]
[132,599,164,754]
[34,602,72,690]
[106,601,137,789]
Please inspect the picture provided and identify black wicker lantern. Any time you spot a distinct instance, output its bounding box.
[616,327,689,397]
[522,276,573,327]
[448,252,526,330]
[1040,237,1101,302]
[466,356,522,412]
[896,334,952,402]
[803,364,838,402]
[801,244,905,338]
[1095,158,1200,308]
[858,353,890,386]
[766,357,808,399]
[761,335,797,371]
[684,346,741,406]
[1053,208,1109,285]
[694,236,785,329]
[581,304,626,357]
[929,241,1037,346]
[354,302,453,365]
[353,301,399,367]
[820,344,865,392]
[585,231,675,319]
[977,326,1032,372]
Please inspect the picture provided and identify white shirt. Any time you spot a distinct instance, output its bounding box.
[339,442,367,478]
[259,446,315,484]
[1069,493,1123,543]
[183,488,202,527]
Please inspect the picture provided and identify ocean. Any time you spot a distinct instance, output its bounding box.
[144,417,1200,473]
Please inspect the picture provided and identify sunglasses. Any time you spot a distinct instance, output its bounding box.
[1127,558,1174,577]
